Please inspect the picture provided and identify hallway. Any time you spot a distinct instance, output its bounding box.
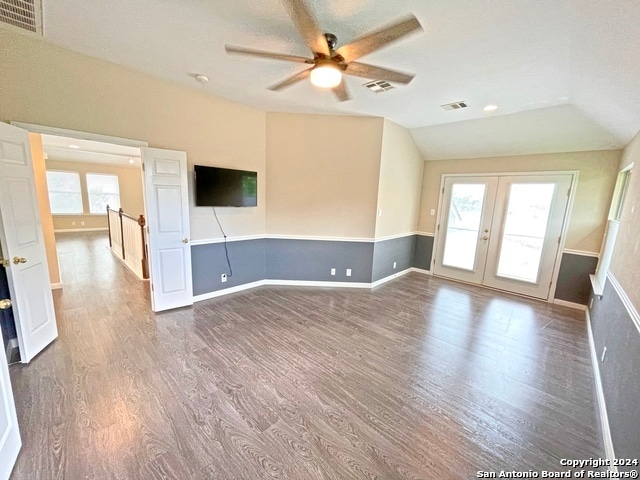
[8,232,604,479]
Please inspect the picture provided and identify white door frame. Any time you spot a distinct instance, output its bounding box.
[431,170,579,302]
[12,123,197,311]
[10,122,149,148]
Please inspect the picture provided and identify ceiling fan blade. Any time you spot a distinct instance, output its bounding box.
[333,80,351,102]
[335,15,423,63]
[282,0,330,57]
[225,45,312,63]
[268,68,313,91]
[344,62,415,84]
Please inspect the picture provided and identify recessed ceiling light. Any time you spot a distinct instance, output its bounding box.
[68,144,80,149]
[128,158,135,164]
[483,104,498,111]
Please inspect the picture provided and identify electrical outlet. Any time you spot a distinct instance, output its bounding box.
[430,209,435,216]
[601,346,607,362]
[71,221,76,226]
[221,274,228,283]
[377,209,383,217]
[346,269,352,277]
[80,221,85,226]
[330,268,336,276]
[393,262,397,269]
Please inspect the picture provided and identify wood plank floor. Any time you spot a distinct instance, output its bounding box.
[9,231,603,479]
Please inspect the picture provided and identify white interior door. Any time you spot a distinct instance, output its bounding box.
[0,122,58,362]
[433,176,498,283]
[433,173,573,300]
[141,147,193,312]
[0,319,21,480]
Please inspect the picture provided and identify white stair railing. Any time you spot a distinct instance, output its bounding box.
[106,206,149,280]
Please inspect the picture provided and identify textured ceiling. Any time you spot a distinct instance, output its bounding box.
[38,0,640,158]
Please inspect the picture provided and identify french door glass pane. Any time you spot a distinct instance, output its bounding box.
[442,183,486,270]
[496,183,555,283]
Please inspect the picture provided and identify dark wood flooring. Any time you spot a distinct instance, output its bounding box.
[9,231,603,479]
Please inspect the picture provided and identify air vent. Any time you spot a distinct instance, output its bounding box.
[363,80,395,93]
[0,0,43,34]
[441,101,468,111]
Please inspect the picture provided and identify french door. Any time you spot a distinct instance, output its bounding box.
[433,174,573,299]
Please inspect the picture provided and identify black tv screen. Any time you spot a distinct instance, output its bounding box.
[194,165,257,207]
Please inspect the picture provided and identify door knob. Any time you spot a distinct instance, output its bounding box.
[484,229,489,233]
[0,299,11,310]
[0,258,7,267]
[12,257,27,264]
[483,236,489,240]
[182,238,189,244]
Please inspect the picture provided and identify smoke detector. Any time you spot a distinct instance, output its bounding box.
[195,74,209,84]
[441,101,468,111]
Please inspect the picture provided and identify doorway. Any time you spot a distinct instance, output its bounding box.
[433,173,575,299]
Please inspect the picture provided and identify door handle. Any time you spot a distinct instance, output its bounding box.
[12,257,27,264]
[0,299,11,310]
[182,238,189,244]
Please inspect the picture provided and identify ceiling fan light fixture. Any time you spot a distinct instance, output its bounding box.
[310,61,342,88]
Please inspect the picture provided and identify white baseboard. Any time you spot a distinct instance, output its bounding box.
[370,268,413,288]
[193,268,434,302]
[552,298,588,311]
[410,267,431,275]
[193,280,266,302]
[585,309,617,473]
[109,249,146,281]
[50,282,63,290]
[54,227,108,233]
[263,279,371,289]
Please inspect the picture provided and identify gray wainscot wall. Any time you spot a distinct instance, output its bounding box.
[192,234,433,296]
[265,239,374,283]
[191,239,265,295]
[555,253,598,305]
[414,234,434,271]
[589,279,640,469]
[372,235,416,283]
[192,235,596,308]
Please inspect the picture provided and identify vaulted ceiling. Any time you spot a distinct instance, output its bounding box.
[39,0,640,159]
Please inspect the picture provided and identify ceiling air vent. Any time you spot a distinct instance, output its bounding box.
[363,80,395,93]
[0,0,43,34]
[441,101,468,111]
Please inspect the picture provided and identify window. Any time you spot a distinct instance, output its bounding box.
[609,168,632,221]
[86,173,120,213]
[46,171,83,214]
[592,164,633,294]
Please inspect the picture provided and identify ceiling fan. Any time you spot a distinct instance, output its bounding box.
[224,0,423,101]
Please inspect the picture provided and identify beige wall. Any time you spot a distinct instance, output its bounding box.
[610,130,640,310]
[266,113,384,238]
[0,28,266,241]
[29,133,61,286]
[45,159,144,231]
[375,120,424,238]
[418,150,621,252]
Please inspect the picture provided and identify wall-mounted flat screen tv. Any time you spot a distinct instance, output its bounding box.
[194,165,257,207]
